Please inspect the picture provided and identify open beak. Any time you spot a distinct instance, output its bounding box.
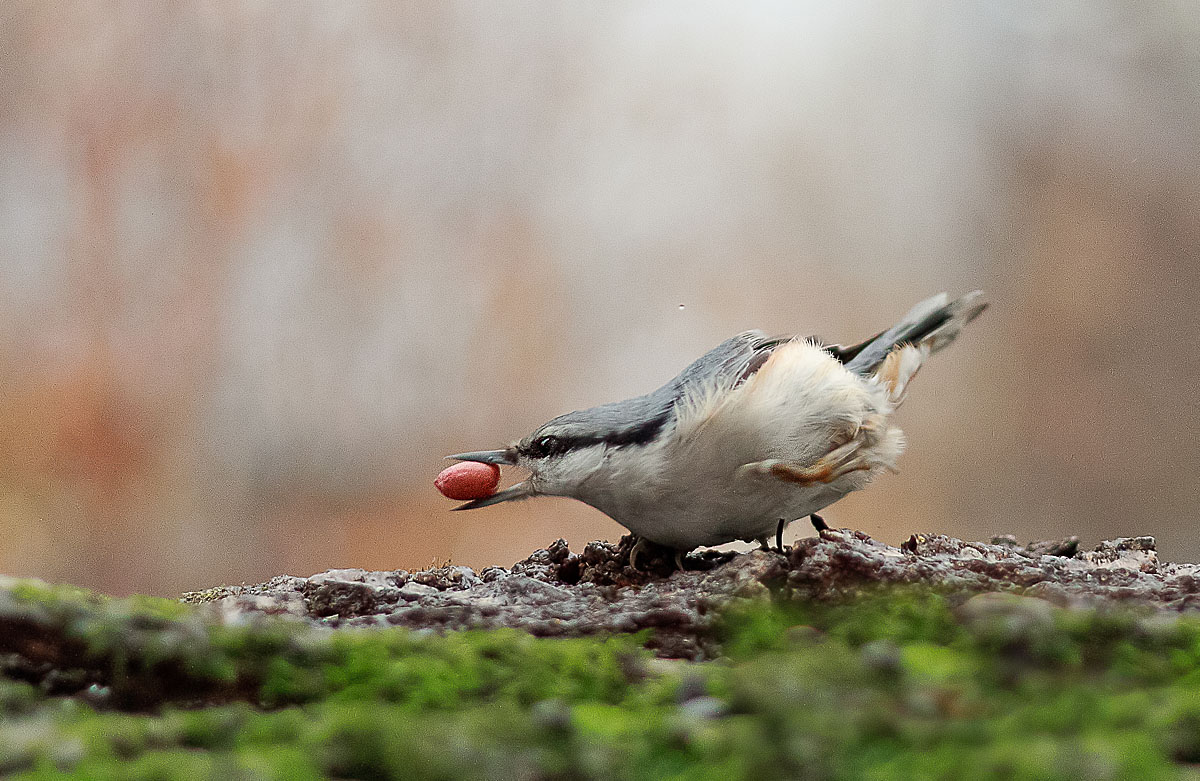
[451,481,532,511]
[445,448,516,466]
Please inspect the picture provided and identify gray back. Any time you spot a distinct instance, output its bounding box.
[529,330,774,446]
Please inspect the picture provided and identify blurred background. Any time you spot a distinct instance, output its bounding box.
[1,2,1198,596]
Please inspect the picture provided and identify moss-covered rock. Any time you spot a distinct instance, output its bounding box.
[4,535,1200,778]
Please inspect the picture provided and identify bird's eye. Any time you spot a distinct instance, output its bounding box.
[529,435,562,458]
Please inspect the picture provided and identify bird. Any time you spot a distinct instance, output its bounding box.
[446,291,987,567]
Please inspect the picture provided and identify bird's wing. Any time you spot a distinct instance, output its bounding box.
[684,329,893,388]
[533,332,794,444]
[669,330,788,397]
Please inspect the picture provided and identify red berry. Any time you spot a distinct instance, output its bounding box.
[434,461,501,500]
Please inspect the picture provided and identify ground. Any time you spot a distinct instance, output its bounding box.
[2,530,1200,779]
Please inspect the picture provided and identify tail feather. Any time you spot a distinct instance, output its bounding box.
[844,290,987,377]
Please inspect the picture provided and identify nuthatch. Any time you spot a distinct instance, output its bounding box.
[448,291,987,566]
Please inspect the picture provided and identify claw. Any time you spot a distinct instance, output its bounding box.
[629,537,689,573]
[629,536,649,572]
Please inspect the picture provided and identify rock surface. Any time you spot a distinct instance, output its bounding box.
[185,530,1200,659]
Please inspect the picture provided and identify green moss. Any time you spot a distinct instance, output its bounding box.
[4,581,1200,778]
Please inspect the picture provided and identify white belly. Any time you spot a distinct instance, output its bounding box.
[604,469,865,549]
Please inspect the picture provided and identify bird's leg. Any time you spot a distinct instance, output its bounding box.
[674,551,686,571]
[810,513,829,533]
[775,519,785,553]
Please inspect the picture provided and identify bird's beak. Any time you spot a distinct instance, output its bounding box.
[451,481,532,511]
[445,448,516,466]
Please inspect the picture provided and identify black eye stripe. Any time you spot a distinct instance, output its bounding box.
[522,411,670,459]
[607,412,671,449]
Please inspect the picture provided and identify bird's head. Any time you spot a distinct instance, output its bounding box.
[446,400,672,510]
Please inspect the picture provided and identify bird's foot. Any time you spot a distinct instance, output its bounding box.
[628,536,689,574]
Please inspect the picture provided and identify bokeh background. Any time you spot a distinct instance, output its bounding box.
[1,3,1198,596]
